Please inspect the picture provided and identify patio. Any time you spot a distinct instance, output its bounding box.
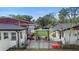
[27,40,53,49]
[8,39,79,51]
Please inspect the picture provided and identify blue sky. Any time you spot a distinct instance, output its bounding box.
[0,7,62,19]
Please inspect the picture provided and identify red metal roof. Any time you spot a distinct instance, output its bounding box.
[0,18,32,27]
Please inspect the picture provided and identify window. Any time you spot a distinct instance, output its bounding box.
[11,32,16,40]
[4,32,8,39]
[0,33,1,40]
[20,32,22,39]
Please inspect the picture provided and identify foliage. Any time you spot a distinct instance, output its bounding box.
[51,19,59,26]
[36,13,58,28]
[59,8,69,23]
[63,44,79,49]
[0,16,7,18]
[9,14,33,22]
[0,7,79,26]
[58,7,79,23]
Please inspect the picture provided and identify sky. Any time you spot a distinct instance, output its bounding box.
[0,7,62,19]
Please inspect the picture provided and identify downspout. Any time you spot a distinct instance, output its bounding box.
[61,23,65,44]
[26,25,29,48]
[18,21,20,48]
[75,17,78,45]
[48,28,50,49]
[69,27,71,44]
[69,20,73,44]
[17,31,20,48]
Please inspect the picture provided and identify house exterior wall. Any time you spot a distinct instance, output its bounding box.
[19,30,27,47]
[50,31,61,41]
[0,32,9,50]
[9,31,18,48]
[56,31,60,39]
[28,25,35,33]
[0,30,26,51]
[64,30,69,44]
[64,29,79,45]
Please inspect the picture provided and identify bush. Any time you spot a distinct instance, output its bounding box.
[62,44,79,49]
[21,42,28,49]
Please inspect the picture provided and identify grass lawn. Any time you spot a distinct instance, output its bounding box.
[35,31,48,36]
[35,30,53,36]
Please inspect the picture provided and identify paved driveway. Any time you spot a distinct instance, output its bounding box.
[27,40,53,49]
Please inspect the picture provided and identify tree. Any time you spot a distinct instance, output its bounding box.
[31,19,36,23]
[58,7,79,44]
[66,7,79,44]
[9,14,33,22]
[0,16,8,18]
[58,8,69,44]
[67,7,79,44]
[58,8,69,23]
[66,7,79,23]
[36,13,57,28]
[51,19,58,26]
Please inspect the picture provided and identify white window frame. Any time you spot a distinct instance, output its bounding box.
[0,32,1,40]
[4,32,8,39]
[20,32,23,39]
[11,32,16,41]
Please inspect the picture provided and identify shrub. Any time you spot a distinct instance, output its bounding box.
[62,44,79,49]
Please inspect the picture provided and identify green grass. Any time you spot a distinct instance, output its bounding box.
[35,30,53,36]
[35,31,48,36]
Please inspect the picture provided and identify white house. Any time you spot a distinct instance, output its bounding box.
[28,24,35,33]
[63,24,79,45]
[53,23,79,45]
[49,31,61,41]
[0,23,26,51]
[51,24,67,44]
[27,23,40,34]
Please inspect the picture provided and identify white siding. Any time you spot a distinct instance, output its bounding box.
[19,30,27,47]
[50,31,61,41]
[64,30,79,44]
[0,30,26,51]
[64,30,70,44]
[56,31,60,39]
[9,31,17,48]
[0,32,9,51]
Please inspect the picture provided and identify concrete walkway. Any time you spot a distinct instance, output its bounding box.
[27,40,52,49]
